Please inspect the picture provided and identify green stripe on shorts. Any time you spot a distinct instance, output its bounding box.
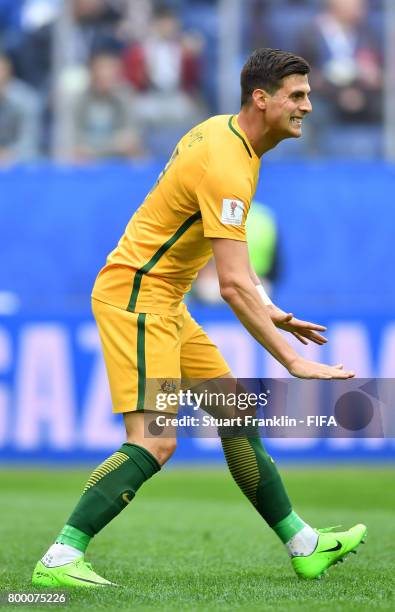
[137,313,146,410]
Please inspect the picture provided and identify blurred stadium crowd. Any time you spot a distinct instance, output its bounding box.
[0,0,384,162]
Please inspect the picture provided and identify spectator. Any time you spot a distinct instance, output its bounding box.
[109,0,153,45]
[68,0,124,63]
[9,0,123,95]
[7,0,60,94]
[0,52,41,163]
[122,5,206,130]
[296,0,382,155]
[69,50,142,161]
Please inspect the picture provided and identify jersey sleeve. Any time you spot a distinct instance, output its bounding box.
[195,166,251,241]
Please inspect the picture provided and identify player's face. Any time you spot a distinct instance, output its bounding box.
[264,74,312,139]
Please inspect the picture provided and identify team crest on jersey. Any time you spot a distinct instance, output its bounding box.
[188,129,203,147]
[221,199,244,225]
[159,380,177,393]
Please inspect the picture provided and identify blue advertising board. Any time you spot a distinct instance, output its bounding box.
[0,162,394,462]
[0,308,394,463]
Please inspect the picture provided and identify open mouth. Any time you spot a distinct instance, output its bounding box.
[290,117,303,126]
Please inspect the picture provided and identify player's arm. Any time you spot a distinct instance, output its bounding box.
[212,238,354,379]
[247,259,328,346]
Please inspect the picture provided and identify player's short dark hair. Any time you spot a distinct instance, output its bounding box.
[240,48,310,106]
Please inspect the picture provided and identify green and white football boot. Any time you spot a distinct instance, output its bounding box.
[32,557,118,588]
[292,523,367,580]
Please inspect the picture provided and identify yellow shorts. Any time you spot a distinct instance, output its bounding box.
[92,298,231,414]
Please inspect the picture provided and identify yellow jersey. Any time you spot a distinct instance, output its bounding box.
[92,114,261,314]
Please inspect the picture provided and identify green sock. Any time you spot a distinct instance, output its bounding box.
[56,443,160,551]
[56,524,90,553]
[221,434,292,526]
[271,510,306,543]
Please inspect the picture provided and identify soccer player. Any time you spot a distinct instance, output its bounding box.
[33,48,366,587]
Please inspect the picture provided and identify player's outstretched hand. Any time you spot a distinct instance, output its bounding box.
[268,305,328,345]
[287,356,355,379]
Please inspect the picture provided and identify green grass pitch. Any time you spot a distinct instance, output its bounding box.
[0,465,394,611]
